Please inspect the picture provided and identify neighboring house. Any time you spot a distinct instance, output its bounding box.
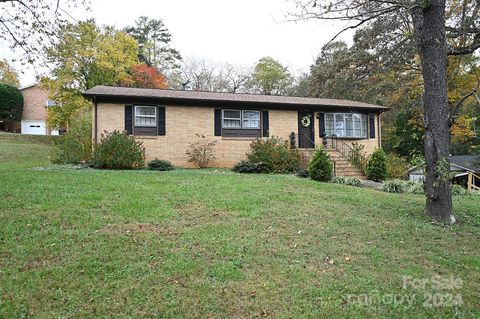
[19,84,59,135]
[408,155,480,189]
[83,85,387,168]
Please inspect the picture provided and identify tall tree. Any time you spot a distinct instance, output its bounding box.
[292,0,479,222]
[120,64,168,89]
[0,84,23,125]
[174,57,251,93]
[124,16,182,74]
[0,60,19,86]
[0,0,88,62]
[249,57,293,95]
[42,20,139,128]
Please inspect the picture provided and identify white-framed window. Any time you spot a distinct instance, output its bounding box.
[242,110,260,129]
[135,106,157,127]
[222,109,260,129]
[222,110,241,128]
[325,113,367,138]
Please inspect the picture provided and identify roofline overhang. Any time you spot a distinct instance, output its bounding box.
[82,92,389,112]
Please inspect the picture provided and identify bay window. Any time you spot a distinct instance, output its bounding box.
[325,113,367,138]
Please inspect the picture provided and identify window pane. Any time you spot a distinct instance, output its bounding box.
[335,114,345,137]
[223,110,240,119]
[325,113,334,135]
[136,106,156,116]
[135,116,156,126]
[223,119,241,128]
[242,110,260,128]
[361,114,368,137]
[345,114,353,137]
[353,114,361,137]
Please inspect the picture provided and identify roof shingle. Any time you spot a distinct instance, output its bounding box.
[83,85,388,111]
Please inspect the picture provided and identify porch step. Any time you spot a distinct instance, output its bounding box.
[297,148,366,179]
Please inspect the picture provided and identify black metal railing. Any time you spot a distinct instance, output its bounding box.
[325,135,367,174]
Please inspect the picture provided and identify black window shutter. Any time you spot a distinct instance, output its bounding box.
[157,106,166,135]
[369,114,376,138]
[318,113,325,137]
[125,105,133,135]
[262,110,269,137]
[214,109,222,136]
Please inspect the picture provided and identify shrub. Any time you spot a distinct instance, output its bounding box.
[246,136,300,174]
[308,147,333,182]
[381,179,406,193]
[380,179,424,194]
[0,83,23,123]
[387,153,408,179]
[452,184,469,196]
[351,142,367,169]
[185,133,217,168]
[91,130,145,169]
[296,169,309,178]
[148,159,174,171]
[331,176,361,187]
[404,180,425,194]
[50,108,92,164]
[366,148,388,182]
[232,160,272,174]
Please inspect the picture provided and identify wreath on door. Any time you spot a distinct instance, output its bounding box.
[301,115,311,128]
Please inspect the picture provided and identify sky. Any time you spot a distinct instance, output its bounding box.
[4,0,354,86]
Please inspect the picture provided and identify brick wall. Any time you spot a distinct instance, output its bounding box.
[95,103,382,168]
[21,86,48,121]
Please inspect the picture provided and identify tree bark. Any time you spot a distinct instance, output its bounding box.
[411,1,454,223]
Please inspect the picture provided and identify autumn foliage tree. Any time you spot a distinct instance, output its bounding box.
[121,64,168,89]
[42,20,139,128]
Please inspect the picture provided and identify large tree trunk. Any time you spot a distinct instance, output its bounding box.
[412,0,454,223]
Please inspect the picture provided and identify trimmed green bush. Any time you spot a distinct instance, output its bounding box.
[366,148,388,181]
[148,159,174,171]
[308,147,333,182]
[246,136,300,174]
[50,108,92,164]
[92,130,145,169]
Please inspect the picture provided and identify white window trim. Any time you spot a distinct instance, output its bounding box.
[326,112,367,138]
[135,105,157,127]
[222,109,260,130]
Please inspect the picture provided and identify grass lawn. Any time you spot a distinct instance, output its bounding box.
[0,134,479,318]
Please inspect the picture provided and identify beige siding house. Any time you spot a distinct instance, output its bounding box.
[19,84,59,135]
[83,86,387,169]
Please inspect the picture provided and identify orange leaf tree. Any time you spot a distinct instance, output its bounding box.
[121,64,168,89]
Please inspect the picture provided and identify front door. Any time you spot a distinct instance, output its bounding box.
[298,111,315,148]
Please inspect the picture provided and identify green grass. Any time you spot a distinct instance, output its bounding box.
[0,135,479,318]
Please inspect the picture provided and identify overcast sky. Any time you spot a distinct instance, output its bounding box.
[5,0,354,86]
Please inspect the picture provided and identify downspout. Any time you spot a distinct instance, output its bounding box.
[94,97,98,144]
[378,112,382,148]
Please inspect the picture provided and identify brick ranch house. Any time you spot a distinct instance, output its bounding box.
[83,86,387,174]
